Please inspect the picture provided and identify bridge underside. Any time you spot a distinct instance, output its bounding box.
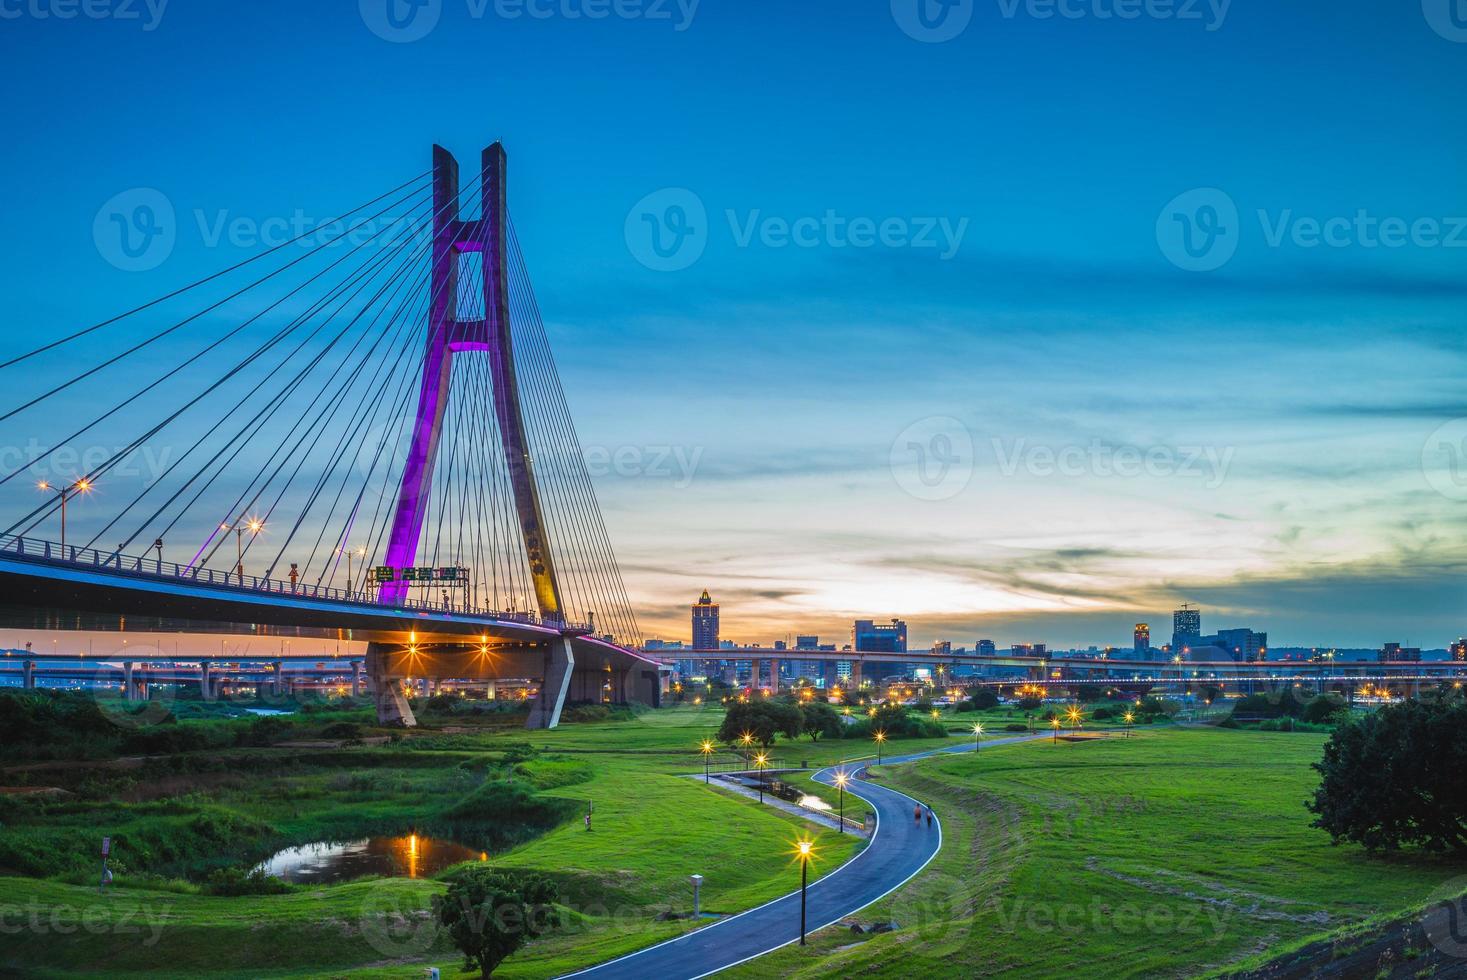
[0,556,662,728]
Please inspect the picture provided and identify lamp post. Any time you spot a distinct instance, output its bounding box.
[1051,717,1061,743]
[738,731,754,765]
[339,545,367,595]
[873,729,886,765]
[972,722,983,753]
[796,840,813,945]
[699,739,715,784]
[37,478,94,552]
[221,517,264,585]
[833,769,849,834]
[754,752,769,804]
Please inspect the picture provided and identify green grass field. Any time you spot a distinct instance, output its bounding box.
[722,726,1467,978]
[5,701,1459,978]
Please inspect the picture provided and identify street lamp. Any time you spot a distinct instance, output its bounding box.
[833,769,849,833]
[1123,710,1135,735]
[873,729,887,764]
[738,731,755,764]
[221,517,264,585]
[754,752,769,804]
[37,478,94,552]
[1066,706,1083,731]
[795,840,814,945]
[699,739,715,784]
[338,545,367,594]
[1051,717,1061,743]
[972,722,983,753]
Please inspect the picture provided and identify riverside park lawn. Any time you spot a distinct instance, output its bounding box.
[0,704,887,979]
[721,726,1467,979]
[4,707,1460,978]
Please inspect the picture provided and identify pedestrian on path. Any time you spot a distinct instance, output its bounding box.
[925,807,934,829]
[914,805,922,826]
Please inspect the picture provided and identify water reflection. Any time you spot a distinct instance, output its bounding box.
[254,835,486,883]
[797,794,832,812]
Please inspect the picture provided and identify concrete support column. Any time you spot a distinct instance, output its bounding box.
[526,638,574,730]
[199,661,214,701]
[123,661,136,702]
[850,659,863,689]
[271,660,284,697]
[23,659,35,690]
[351,661,364,698]
[486,680,498,700]
[366,642,416,727]
[751,659,763,691]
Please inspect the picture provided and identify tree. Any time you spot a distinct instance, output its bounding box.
[801,701,842,741]
[717,700,803,748]
[1308,695,1467,853]
[433,867,559,978]
[965,688,1000,711]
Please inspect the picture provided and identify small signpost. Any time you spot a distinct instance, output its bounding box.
[99,836,112,893]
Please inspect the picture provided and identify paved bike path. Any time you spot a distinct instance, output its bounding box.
[562,733,1044,980]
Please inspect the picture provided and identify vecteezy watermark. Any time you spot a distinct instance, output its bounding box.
[1422,875,1467,959]
[1155,188,1239,272]
[1421,418,1467,502]
[359,0,699,42]
[1157,188,1467,271]
[626,188,969,272]
[624,188,708,272]
[93,188,176,272]
[993,896,1231,940]
[0,0,168,30]
[1422,0,1467,43]
[1,439,175,483]
[992,438,1235,488]
[0,899,169,945]
[890,416,975,502]
[93,188,418,271]
[583,444,703,488]
[891,0,975,42]
[891,0,1230,42]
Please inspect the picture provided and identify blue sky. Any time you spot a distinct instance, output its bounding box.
[1,0,1465,651]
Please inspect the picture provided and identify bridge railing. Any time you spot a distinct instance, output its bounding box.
[0,534,589,634]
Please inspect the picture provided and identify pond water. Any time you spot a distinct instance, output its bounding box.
[254,835,486,884]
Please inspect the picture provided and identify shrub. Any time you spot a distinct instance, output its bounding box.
[1004,723,1029,732]
[434,867,559,978]
[437,780,578,850]
[1309,695,1467,852]
[206,867,291,897]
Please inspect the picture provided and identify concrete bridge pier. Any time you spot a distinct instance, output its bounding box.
[526,639,574,730]
[751,658,763,691]
[123,661,136,701]
[351,661,364,698]
[199,661,215,701]
[270,660,284,697]
[768,658,780,692]
[22,659,35,689]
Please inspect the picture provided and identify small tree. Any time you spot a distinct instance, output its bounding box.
[802,701,842,742]
[717,700,803,748]
[433,867,559,978]
[1308,695,1467,853]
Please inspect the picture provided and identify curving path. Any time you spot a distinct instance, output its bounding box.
[561,733,1045,980]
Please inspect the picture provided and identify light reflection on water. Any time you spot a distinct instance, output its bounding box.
[797,794,832,812]
[254,834,486,883]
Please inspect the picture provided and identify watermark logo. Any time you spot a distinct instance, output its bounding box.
[891,416,974,502]
[1156,188,1238,272]
[625,188,708,272]
[89,643,178,730]
[992,438,1235,489]
[995,0,1231,30]
[1421,418,1467,502]
[583,444,703,488]
[1423,875,1467,959]
[360,0,442,42]
[0,0,169,30]
[359,881,441,958]
[93,188,175,272]
[1422,0,1467,42]
[891,0,974,42]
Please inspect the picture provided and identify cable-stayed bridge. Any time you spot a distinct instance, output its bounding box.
[0,142,662,728]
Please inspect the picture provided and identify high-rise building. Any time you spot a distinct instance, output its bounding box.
[1452,638,1467,662]
[795,635,819,650]
[1172,604,1201,652]
[1378,642,1422,663]
[691,590,719,650]
[976,639,996,656]
[853,618,909,683]
[1134,623,1151,655]
[931,640,952,656]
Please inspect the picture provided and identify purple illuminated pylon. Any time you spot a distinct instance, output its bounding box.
[377,143,563,624]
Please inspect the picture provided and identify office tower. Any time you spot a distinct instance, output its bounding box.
[1134,623,1151,655]
[1171,604,1201,652]
[691,590,719,650]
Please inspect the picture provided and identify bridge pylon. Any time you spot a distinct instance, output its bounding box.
[368,142,573,729]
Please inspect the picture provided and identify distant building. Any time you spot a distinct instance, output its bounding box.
[795,635,819,650]
[1185,628,1267,663]
[976,639,996,657]
[691,590,719,650]
[853,618,909,683]
[1172,605,1201,652]
[1452,638,1467,662]
[931,640,952,656]
[1379,642,1422,663]
[772,640,787,651]
[1134,623,1151,655]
